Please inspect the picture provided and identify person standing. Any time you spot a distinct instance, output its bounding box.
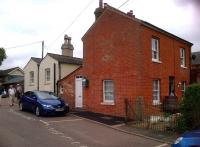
[0,90,2,106]
[16,84,23,101]
[8,85,16,106]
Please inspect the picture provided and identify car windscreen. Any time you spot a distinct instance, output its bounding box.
[35,91,59,100]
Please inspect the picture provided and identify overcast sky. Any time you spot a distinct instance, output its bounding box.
[0,0,199,70]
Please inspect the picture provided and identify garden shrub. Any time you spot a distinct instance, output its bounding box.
[176,83,200,133]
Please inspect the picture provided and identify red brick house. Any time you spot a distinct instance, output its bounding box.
[59,2,193,117]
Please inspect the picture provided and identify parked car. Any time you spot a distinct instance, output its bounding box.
[19,91,69,116]
[1,92,8,98]
[172,129,200,147]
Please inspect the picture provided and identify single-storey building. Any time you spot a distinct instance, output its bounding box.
[0,67,24,91]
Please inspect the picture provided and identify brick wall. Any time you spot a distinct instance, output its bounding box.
[58,67,83,109]
[59,7,191,117]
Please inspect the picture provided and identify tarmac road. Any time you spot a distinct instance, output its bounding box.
[0,98,170,147]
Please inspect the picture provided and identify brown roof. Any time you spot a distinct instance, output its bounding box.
[47,53,83,65]
[31,57,42,64]
[0,67,20,76]
[82,5,193,46]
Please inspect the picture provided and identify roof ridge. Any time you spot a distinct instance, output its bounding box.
[47,52,83,60]
[83,4,192,46]
[31,57,42,59]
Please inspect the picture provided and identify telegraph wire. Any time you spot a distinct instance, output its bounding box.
[118,0,130,9]
[48,0,95,48]
[5,41,43,50]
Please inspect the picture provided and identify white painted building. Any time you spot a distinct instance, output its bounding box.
[24,57,41,92]
[23,35,82,93]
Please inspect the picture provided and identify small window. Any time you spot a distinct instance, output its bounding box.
[152,38,159,61]
[152,79,160,105]
[59,85,64,94]
[103,80,114,103]
[181,81,186,97]
[29,71,34,84]
[45,68,50,82]
[180,48,186,67]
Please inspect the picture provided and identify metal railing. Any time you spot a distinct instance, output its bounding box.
[125,97,180,132]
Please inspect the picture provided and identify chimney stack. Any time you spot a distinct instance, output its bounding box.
[61,34,74,57]
[94,0,104,20]
[99,0,103,8]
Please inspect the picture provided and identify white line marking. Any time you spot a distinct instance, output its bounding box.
[9,109,35,121]
[47,118,82,123]
[71,142,80,145]
[61,136,73,141]
[155,143,169,147]
[39,120,49,126]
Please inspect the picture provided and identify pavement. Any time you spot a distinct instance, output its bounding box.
[72,110,178,144]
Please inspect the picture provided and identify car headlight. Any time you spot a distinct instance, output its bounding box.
[42,104,54,109]
[174,137,183,144]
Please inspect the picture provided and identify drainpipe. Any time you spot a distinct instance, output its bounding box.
[53,63,56,94]
[37,64,40,91]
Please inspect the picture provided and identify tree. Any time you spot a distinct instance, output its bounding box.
[0,48,7,66]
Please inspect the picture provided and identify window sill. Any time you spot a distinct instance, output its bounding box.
[152,59,162,64]
[152,102,162,106]
[181,66,187,69]
[101,102,115,106]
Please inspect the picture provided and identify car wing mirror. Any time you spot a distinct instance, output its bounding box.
[32,96,37,100]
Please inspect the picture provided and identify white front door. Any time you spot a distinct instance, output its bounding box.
[75,76,83,108]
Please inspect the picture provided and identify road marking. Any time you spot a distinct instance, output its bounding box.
[71,141,80,145]
[155,143,169,147]
[61,136,73,141]
[47,118,83,123]
[9,109,35,121]
[39,118,88,147]
[39,120,49,126]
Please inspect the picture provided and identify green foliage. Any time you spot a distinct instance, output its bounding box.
[0,48,7,66]
[176,83,200,133]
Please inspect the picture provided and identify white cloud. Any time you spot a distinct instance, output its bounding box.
[0,0,199,69]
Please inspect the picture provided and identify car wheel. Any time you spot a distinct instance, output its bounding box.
[35,106,41,117]
[19,102,24,111]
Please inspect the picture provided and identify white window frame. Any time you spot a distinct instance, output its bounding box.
[59,85,64,94]
[152,79,160,105]
[103,80,114,103]
[152,38,159,61]
[29,71,34,84]
[181,81,186,97]
[45,68,50,83]
[180,48,186,67]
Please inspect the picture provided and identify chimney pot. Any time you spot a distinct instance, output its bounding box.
[104,3,108,7]
[99,0,103,8]
[127,10,135,18]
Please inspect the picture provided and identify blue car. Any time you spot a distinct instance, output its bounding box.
[172,129,200,147]
[19,91,69,116]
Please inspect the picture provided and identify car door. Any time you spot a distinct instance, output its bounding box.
[21,91,31,110]
[28,92,37,111]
